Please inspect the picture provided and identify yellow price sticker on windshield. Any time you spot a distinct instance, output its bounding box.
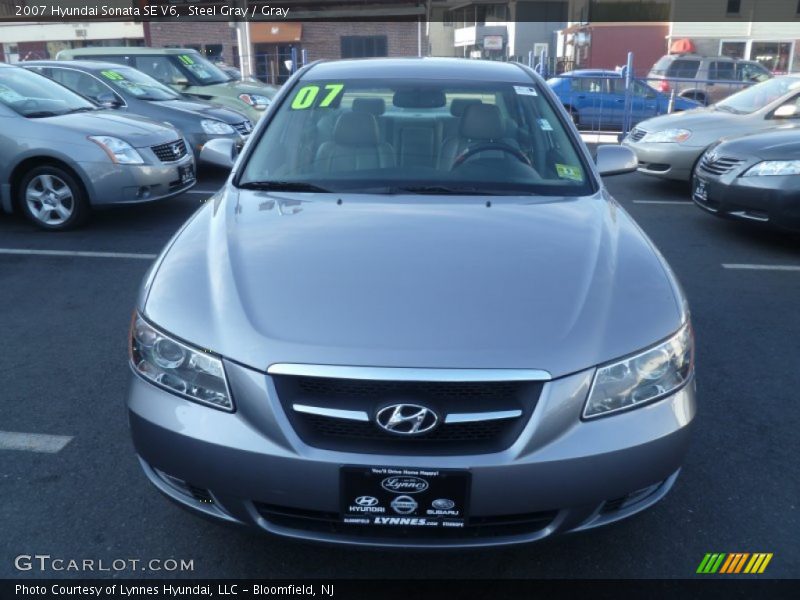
[100,70,125,81]
[556,163,583,181]
[290,83,345,109]
[178,55,195,65]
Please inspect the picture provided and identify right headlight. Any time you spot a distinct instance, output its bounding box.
[742,160,800,177]
[583,323,693,419]
[200,119,235,135]
[129,314,233,411]
[641,128,692,143]
[238,93,271,110]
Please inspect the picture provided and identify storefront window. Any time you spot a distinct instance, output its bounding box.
[720,41,746,59]
[751,41,793,74]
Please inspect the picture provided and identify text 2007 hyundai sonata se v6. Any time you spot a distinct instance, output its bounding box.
[127,58,695,548]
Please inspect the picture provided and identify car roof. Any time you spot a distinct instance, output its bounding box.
[303,58,535,83]
[559,69,621,78]
[0,62,15,69]
[21,59,133,71]
[58,46,201,57]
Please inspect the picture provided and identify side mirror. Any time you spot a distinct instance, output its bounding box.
[96,91,122,108]
[773,104,799,119]
[200,138,238,169]
[596,145,637,176]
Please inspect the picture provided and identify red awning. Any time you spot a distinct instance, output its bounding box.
[670,39,695,54]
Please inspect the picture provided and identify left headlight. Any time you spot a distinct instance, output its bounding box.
[583,323,693,419]
[88,135,144,164]
[200,119,235,135]
[238,93,271,110]
[130,314,233,411]
[743,160,800,177]
[641,128,692,143]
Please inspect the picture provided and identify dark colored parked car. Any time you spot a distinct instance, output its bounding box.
[23,61,253,163]
[547,70,701,130]
[692,124,800,231]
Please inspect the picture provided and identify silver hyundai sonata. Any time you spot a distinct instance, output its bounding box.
[128,58,696,548]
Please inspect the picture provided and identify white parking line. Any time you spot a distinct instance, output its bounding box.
[722,264,800,272]
[0,431,73,453]
[185,190,219,195]
[0,248,157,260]
[632,200,693,205]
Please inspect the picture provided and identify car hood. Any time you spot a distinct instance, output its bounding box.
[41,110,180,147]
[635,107,752,142]
[151,98,248,124]
[717,125,800,159]
[189,79,278,99]
[143,191,686,378]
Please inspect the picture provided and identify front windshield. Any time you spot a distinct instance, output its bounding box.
[240,78,593,196]
[717,77,800,114]
[98,67,180,101]
[171,53,232,85]
[0,67,95,117]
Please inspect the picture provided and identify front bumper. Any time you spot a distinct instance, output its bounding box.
[127,361,696,548]
[80,153,196,206]
[622,140,705,181]
[692,169,800,231]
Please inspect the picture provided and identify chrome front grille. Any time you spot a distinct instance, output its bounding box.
[628,128,647,142]
[699,154,744,176]
[151,139,188,162]
[233,120,253,135]
[271,372,544,455]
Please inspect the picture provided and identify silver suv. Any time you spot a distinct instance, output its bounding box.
[647,54,772,105]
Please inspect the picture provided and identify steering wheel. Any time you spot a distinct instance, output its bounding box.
[452,142,532,170]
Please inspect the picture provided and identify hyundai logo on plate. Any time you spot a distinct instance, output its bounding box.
[354,495,379,507]
[375,404,439,435]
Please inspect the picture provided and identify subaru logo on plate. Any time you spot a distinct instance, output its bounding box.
[390,495,418,515]
[381,476,429,494]
[432,498,455,510]
[354,495,379,507]
[375,404,439,435]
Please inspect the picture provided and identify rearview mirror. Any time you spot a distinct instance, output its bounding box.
[200,138,238,169]
[96,92,122,109]
[174,78,190,88]
[595,145,637,176]
[773,104,799,119]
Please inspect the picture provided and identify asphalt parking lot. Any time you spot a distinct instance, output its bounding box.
[1,164,798,579]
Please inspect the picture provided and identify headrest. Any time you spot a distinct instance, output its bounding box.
[352,97,386,116]
[450,98,482,117]
[460,103,505,140]
[333,111,380,146]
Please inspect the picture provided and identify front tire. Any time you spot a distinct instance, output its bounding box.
[17,165,89,231]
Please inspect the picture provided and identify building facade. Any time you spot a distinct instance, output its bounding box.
[670,1,800,73]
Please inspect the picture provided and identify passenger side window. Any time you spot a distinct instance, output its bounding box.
[737,63,770,83]
[47,69,110,101]
[133,57,185,85]
[666,60,700,78]
[709,61,735,81]
[575,78,604,93]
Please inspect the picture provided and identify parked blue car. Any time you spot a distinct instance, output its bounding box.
[547,70,701,131]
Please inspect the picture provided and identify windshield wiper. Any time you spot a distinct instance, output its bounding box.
[715,105,743,114]
[24,111,60,118]
[239,181,331,193]
[66,106,97,113]
[394,185,502,195]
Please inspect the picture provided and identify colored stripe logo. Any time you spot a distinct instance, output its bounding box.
[697,553,773,574]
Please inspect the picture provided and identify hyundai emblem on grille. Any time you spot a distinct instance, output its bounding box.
[375,404,439,435]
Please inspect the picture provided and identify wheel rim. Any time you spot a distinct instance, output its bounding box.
[25,174,74,226]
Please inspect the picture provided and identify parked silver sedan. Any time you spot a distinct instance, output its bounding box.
[128,58,695,548]
[623,76,800,181]
[0,62,195,230]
